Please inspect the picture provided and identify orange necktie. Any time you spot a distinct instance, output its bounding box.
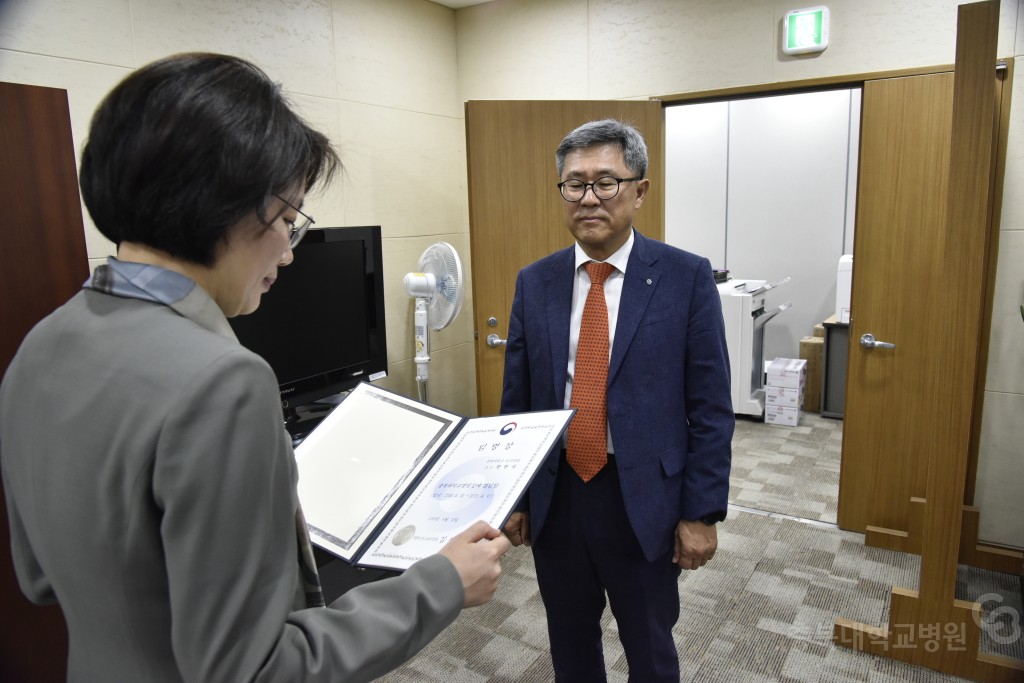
[567,261,615,482]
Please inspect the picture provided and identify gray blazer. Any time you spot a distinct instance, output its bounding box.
[0,285,462,682]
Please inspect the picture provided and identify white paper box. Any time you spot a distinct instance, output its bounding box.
[836,255,852,323]
[766,358,807,389]
[765,385,803,408]
[765,404,802,426]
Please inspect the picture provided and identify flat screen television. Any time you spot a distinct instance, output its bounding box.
[229,226,387,438]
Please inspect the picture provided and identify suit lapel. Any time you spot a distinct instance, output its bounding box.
[610,232,659,386]
[543,248,575,407]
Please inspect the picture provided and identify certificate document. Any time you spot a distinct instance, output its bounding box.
[294,382,573,571]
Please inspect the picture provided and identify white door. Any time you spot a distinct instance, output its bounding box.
[665,89,862,362]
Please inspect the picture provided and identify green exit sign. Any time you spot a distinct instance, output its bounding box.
[783,6,830,55]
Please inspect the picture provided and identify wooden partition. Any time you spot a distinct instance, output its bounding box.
[0,81,88,682]
[834,4,1022,576]
[657,59,1017,573]
[833,3,1024,680]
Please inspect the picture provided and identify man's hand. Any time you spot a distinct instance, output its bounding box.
[673,519,717,570]
[502,511,531,547]
[438,520,511,607]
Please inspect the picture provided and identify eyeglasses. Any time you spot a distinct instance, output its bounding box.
[274,195,315,248]
[557,176,641,202]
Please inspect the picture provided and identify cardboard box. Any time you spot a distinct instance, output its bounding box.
[799,336,824,413]
[765,385,803,408]
[813,323,825,338]
[765,404,802,426]
[766,358,807,389]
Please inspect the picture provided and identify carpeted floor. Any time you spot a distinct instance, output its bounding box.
[729,412,843,524]
[370,413,1022,683]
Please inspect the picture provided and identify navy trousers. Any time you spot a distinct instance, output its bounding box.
[532,454,682,682]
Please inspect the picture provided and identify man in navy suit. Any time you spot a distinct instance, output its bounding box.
[501,119,734,682]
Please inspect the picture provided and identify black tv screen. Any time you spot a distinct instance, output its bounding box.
[229,226,387,417]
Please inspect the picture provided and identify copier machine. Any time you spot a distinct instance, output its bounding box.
[716,278,791,417]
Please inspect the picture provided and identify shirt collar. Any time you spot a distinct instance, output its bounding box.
[574,228,634,274]
[85,257,237,341]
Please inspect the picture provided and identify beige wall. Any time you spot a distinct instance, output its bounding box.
[0,0,477,417]
[456,0,1024,548]
[2,0,1021,546]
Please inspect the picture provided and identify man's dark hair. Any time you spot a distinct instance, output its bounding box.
[80,52,340,266]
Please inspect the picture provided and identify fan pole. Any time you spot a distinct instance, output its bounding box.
[414,297,430,402]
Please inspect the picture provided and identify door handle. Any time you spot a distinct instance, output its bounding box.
[486,334,507,348]
[860,333,895,349]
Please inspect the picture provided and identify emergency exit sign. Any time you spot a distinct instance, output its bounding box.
[783,6,830,55]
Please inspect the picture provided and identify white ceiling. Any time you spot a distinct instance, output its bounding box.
[427,0,494,9]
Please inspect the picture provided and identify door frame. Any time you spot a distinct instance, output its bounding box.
[658,60,1009,523]
[465,100,665,418]
[466,59,1012,535]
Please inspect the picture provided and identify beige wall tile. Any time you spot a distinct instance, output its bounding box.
[769,0,951,81]
[1000,0,1023,57]
[975,390,1024,546]
[779,0,1020,81]
[333,101,468,238]
[420,341,478,416]
[458,0,1018,101]
[129,0,336,99]
[333,0,459,118]
[589,0,775,99]
[375,358,418,401]
[0,50,130,259]
[0,0,134,65]
[990,69,1024,396]
[1000,72,1024,235]
[284,94,346,226]
[382,234,474,368]
[456,0,589,100]
[1018,0,1024,56]
[379,342,477,415]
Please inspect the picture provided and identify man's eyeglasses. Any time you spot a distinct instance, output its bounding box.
[274,195,315,248]
[557,176,641,202]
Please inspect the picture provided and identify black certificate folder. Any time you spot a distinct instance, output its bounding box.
[294,382,574,571]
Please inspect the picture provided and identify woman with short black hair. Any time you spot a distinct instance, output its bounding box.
[0,52,509,682]
[79,52,335,266]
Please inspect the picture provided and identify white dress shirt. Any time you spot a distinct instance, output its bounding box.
[564,229,634,455]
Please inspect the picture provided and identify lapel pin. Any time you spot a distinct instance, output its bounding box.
[646,278,652,285]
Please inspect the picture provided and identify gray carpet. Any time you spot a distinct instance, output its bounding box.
[374,414,1022,682]
[729,412,843,524]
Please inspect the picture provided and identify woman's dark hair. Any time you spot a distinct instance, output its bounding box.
[80,53,340,266]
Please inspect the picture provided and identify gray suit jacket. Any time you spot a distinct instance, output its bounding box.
[0,285,462,682]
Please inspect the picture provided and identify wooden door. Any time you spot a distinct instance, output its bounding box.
[466,101,664,416]
[836,73,956,531]
[0,81,87,681]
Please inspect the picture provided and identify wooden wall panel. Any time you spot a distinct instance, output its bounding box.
[0,81,88,683]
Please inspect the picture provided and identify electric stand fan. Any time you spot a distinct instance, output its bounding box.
[402,242,464,402]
